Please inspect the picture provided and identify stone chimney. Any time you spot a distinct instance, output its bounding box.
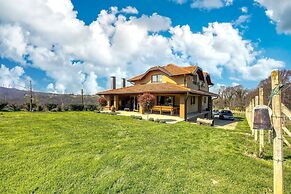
[122,78,126,88]
[111,76,116,89]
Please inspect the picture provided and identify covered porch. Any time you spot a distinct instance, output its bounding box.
[103,93,214,120]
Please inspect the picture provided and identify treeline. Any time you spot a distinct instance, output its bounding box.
[0,102,99,112]
[214,69,290,110]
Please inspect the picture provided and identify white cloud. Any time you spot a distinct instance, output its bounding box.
[121,6,138,14]
[243,58,284,80]
[0,0,285,94]
[172,0,233,9]
[0,64,28,89]
[0,24,28,63]
[241,6,248,13]
[255,0,291,34]
[233,15,251,27]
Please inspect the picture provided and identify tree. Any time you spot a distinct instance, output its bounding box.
[138,93,155,113]
[98,97,107,110]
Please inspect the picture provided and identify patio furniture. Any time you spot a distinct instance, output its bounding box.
[151,106,178,115]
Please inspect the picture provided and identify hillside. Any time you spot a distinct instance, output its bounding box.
[0,87,98,105]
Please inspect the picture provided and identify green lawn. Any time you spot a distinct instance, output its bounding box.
[0,112,290,193]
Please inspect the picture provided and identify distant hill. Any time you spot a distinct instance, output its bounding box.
[0,87,98,105]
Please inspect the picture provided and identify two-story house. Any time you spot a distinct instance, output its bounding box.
[97,64,217,120]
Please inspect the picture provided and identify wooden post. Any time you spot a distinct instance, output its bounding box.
[259,88,265,157]
[254,96,259,141]
[251,98,254,135]
[271,70,284,194]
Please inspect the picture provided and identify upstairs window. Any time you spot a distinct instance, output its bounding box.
[151,74,162,83]
[192,75,198,85]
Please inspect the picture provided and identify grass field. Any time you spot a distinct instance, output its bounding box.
[0,112,290,193]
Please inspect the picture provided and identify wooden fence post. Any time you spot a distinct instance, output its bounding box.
[254,96,259,141]
[271,70,284,194]
[251,98,254,135]
[259,88,265,156]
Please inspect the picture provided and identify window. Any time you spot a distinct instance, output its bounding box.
[190,96,196,105]
[192,75,198,85]
[157,96,174,106]
[151,74,162,83]
[204,97,207,103]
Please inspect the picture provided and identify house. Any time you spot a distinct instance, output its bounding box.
[97,64,218,120]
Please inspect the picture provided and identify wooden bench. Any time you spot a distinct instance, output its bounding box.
[151,106,178,115]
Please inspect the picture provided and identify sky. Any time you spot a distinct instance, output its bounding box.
[0,0,290,94]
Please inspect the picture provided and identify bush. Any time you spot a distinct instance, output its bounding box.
[24,103,37,111]
[69,104,84,111]
[98,97,107,109]
[0,102,8,111]
[37,105,44,112]
[138,93,155,112]
[2,104,21,112]
[84,104,98,111]
[148,118,154,121]
[45,103,58,111]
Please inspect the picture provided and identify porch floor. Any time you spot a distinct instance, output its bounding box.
[101,110,183,124]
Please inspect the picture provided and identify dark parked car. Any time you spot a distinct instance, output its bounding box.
[212,110,220,118]
[219,110,234,120]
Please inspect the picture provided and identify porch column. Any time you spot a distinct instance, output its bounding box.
[139,105,144,114]
[179,94,185,119]
[208,96,212,118]
[114,95,119,110]
[105,95,110,110]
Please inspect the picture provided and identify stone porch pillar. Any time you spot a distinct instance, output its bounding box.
[104,95,110,110]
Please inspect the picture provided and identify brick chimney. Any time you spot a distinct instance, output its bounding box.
[122,78,126,88]
[111,76,116,89]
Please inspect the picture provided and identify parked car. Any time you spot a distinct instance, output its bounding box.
[219,110,234,120]
[212,109,220,118]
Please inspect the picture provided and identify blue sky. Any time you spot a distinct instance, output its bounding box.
[0,0,290,94]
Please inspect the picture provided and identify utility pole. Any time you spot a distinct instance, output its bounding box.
[81,89,84,106]
[29,80,33,112]
[271,69,283,194]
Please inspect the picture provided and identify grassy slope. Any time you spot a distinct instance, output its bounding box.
[0,112,290,193]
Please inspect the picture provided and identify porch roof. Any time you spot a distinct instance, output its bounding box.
[97,83,218,96]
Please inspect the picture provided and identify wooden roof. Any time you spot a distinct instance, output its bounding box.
[97,82,217,96]
[128,64,203,82]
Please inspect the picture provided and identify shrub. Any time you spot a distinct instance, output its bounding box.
[138,93,155,112]
[2,104,21,112]
[148,118,154,121]
[0,102,8,111]
[98,97,107,109]
[84,104,98,111]
[24,103,37,111]
[69,104,84,111]
[45,103,58,111]
[37,105,44,112]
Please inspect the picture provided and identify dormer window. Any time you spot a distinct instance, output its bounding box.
[192,75,198,85]
[151,74,162,83]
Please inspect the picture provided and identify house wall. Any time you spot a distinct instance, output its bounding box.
[185,75,209,92]
[133,70,209,92]
[187,95,199,114]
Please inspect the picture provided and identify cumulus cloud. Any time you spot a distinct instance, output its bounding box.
[0,0,285,94]
[255,0,291,34]
[0,64,28,89]
[172,0,233,9]
[121,6,138,14]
